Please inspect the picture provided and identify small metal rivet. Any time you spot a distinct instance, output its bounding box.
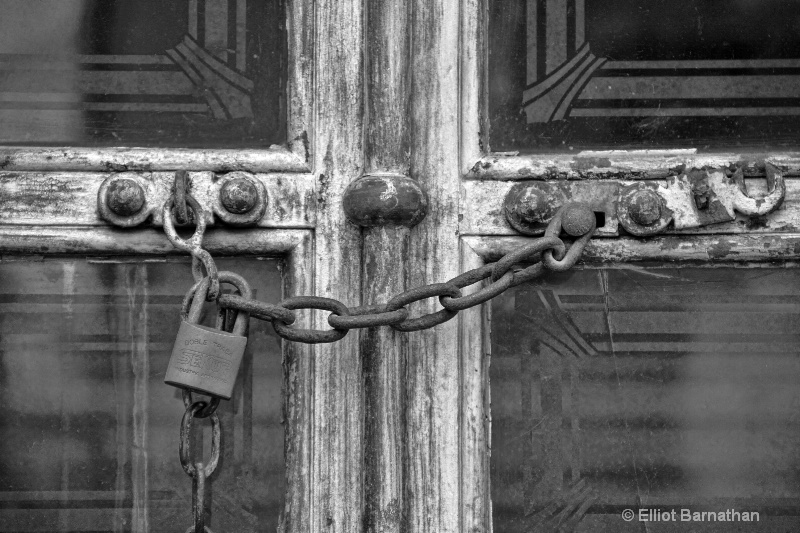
[220,178,258,214]
[627,189,662,226]
[106,178,145,217]
[561,203,595,237]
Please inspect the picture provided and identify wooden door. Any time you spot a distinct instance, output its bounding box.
[4,1,800,532]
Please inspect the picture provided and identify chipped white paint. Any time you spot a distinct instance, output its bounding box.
[0,147,308,173]
[378,178,398,203]
[467,152,800,180]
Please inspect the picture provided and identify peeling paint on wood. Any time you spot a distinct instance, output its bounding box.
[467,151,800,181]
[0,227,309,256]
[0,147,308,173]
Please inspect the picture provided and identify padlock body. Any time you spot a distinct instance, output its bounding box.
[164,320,247,400]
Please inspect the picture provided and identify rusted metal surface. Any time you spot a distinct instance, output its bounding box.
[625,188,662,226]
[97,174,153,228]
[212,172,269,226]
[106,178,146,217]
[270,296,349,344]
[617,182,673,236]
[560,203,596,237]
[161,194,220,299]
[343,174,427,227]
[496,167,788,239]
[219,177,258,214]
[502,181,620,236]
[173,170,191,225]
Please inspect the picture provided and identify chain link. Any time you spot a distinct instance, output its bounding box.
[179,398,219,533]
[543,207,596,271]
[163,175,219,301]
[161,199,594,531]
[328,304,409,329]
[163,201,595,342]
[173,169,191,225]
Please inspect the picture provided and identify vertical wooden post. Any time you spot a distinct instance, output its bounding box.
[407,0,462,531]
[362,1,411,532]
[296,0,366,531]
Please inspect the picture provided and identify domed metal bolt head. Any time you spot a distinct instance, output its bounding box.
[561,203,596,237]
[106,178,146,217]
[627,189,662,226]
[220,177,259,214]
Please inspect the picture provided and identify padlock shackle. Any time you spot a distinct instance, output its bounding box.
[215,271,253,337]
[181,271,252,337]
[183,277,211,324]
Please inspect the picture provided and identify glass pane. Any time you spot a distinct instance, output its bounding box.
[491,267,800,532]
[0,257,283,532]
[489,0,800,152]
[0,0,285,147]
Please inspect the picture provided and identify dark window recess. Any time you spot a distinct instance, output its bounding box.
[489,0,800,152]
[0,0,286,148]
[0,257,284,532]
[491,267,800,532]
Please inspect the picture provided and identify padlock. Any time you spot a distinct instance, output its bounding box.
[164,272,251,400]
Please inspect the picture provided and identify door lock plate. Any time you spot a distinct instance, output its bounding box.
[503,163,785,237]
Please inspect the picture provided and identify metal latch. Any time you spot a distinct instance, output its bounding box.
[504,163,785,237]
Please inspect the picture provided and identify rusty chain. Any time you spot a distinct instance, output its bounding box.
[163,177,597,345]
[179,390,220,533]
[162,181,595,530]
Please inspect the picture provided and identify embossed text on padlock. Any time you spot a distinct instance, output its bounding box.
[165,273,251,400]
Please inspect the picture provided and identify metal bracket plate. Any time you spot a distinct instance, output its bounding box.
[503,164,786,237]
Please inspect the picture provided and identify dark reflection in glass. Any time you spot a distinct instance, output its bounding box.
[0,0,285,147]
[0,257,283,532]
[491,267,800,532]
[489,0,800,152]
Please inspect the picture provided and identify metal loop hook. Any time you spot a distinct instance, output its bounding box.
[542,204,596,272]
[163,194,208,252]
[173,170,191,225]
[731,163,786,217]
[179,401,221,479]
[163,193,219,299]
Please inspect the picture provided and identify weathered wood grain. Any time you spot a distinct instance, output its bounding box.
[293,0,366,531]
[459,241,492,533]
[407,0,462,531]
[362,0,412,532]
[287,0,314,162]
[281,231,315,533]
[461,0,489,174]
[0,147,308,173]
[0,172,314,228]
[362,227,408,533]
